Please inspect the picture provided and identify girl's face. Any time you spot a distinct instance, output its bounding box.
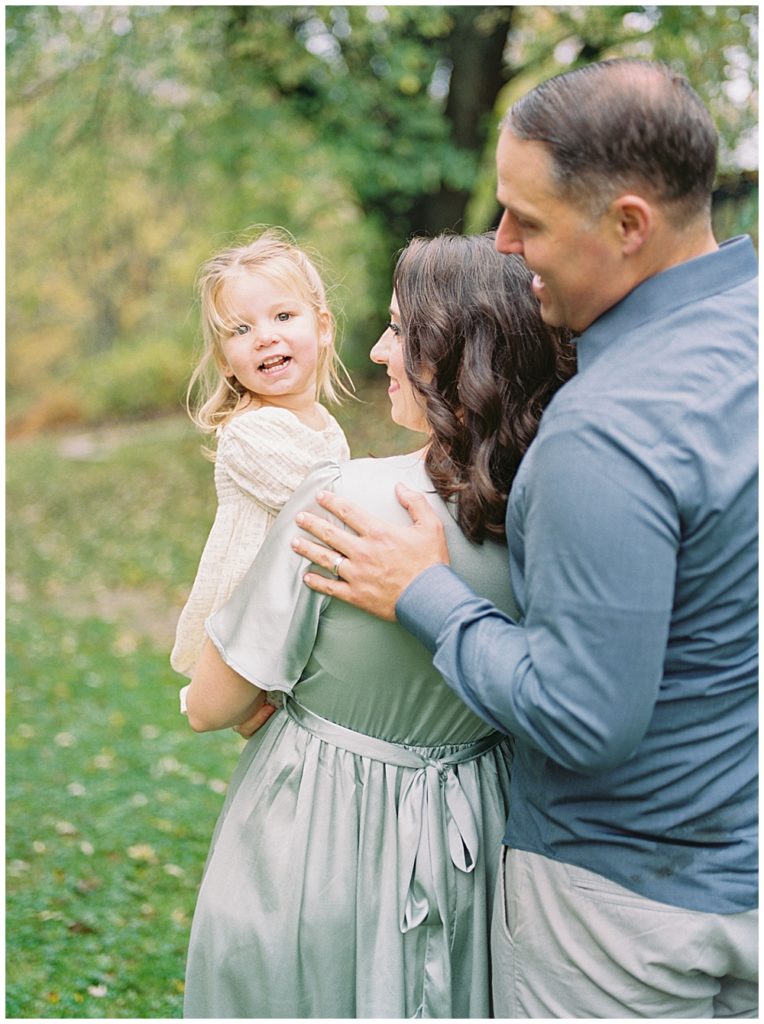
[370,291,429,435]
[219,272,330,409]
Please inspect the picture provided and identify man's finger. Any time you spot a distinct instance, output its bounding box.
[314,490,379,535]
[395,484,440,526]
[292,535,350,575]
[303,571,353,599]
[295,511,352,554]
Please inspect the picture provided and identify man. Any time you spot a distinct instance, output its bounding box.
[292,59,758,1017]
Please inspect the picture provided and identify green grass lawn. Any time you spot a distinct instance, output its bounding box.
[6,382,414,1018]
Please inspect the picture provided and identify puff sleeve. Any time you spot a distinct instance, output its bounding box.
[206,459,340,694]
[218,408,349,514]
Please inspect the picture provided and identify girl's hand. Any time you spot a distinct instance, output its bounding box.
[233,701,278,739]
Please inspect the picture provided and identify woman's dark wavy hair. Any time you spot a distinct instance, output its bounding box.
[393,232,574,544]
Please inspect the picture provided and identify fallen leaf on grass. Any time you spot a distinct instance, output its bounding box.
[75,876,103,894]
[68,920,98,934]
[38,910,64,922]
[127,843,158,864]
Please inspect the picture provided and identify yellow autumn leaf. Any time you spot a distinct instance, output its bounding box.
[127,843,158,863]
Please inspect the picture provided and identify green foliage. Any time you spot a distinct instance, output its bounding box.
[75,336,192,422]
[7,5,759,434]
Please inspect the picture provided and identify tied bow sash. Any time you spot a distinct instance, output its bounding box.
[285,697,504,1018]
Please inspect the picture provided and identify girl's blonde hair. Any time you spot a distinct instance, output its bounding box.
[187,227,351,436]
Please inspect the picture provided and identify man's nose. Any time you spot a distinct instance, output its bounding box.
[495,211,523,255]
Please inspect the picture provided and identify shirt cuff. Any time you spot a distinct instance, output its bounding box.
[396,563,479,653]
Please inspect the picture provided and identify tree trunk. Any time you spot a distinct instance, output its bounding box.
[409,7,515,236]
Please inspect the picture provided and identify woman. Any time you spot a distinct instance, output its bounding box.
[183,233,572,1018]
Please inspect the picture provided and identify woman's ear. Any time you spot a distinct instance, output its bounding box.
[612,194,653,256]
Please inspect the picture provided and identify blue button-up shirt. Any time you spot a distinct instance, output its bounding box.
[398,236,758,913]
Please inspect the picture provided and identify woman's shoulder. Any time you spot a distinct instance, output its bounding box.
[329,452,436,525]
[336,451,429,490]
[332,453,515,613]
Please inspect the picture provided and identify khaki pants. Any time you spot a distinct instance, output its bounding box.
[491,847,758,1018]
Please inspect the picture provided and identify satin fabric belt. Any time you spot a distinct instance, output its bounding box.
[285,697,505,1018]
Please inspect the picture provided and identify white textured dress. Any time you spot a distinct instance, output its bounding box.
[171,405,349,677]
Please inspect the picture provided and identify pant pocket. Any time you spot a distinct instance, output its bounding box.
[567,864,686,913]
[498,844,515,942]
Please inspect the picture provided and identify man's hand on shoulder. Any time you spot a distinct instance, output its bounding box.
[292,484,450,621]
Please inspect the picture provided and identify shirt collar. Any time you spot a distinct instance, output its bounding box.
[576,235,758,372]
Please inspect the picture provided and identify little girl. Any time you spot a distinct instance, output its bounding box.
[171,228,351,685]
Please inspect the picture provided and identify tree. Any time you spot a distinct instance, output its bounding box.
[7,6,758,432]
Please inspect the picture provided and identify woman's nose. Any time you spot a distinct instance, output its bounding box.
[495,210,524,255]
[370,334,390,365]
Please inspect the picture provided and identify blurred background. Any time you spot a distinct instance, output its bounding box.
[6,3,759,434]
[6,5,758,1018]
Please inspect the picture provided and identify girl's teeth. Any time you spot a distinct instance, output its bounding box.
[260,356,290,372]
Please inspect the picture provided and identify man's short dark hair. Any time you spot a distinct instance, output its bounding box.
[502,59,718,223]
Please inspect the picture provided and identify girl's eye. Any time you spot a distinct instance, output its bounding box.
[386,321,402,337]
[234,324,249,336]
[276,312,292,322]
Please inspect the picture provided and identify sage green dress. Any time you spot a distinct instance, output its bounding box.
[183,452,518,1019]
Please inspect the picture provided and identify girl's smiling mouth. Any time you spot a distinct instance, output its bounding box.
[258,355,292,374]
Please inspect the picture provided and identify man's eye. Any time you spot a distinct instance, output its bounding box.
[234,324,249,335]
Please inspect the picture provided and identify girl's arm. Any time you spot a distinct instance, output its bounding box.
[185,639,274,733]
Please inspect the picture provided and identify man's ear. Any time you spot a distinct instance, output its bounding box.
[612,194,653,255]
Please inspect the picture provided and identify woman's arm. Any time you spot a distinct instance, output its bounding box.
[185,639,273,733]
[191,461,340,734]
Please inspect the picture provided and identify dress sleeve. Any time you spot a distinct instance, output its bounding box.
[218,409,333,513]
[205,459,340,694]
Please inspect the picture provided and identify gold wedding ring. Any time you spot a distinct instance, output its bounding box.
[331,554,345,578]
